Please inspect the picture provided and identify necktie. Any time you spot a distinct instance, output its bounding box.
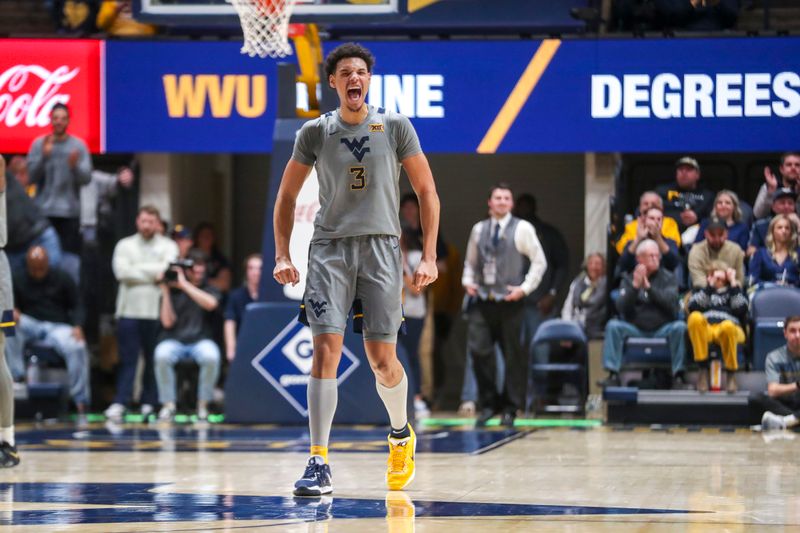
[492,223,500,247]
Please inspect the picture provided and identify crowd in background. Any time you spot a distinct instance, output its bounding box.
[597,153,800,394]
[3,103,262,423]
[5,58,800,428]
[11,100,800,424]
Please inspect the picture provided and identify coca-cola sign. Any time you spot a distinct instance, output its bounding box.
[0,40,102,153]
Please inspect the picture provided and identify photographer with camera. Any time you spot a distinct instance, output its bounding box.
[106,206,178,421]
[154,249,221,422]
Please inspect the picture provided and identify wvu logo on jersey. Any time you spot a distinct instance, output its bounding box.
[308,298,328,318]
[341,136,370,162]
[369,123,384,132]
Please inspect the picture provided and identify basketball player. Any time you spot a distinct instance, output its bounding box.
[273,43,439,496]
[0,156,20,467]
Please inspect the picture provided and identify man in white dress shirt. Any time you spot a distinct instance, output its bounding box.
[462,183,547,426]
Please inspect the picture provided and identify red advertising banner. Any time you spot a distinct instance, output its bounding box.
[0,39,103,154]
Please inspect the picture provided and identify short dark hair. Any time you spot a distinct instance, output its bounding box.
[781,152,800,165]
[50,103,70,116]
[784,316,800,330]
[324,43,375,78]
[192,221,215,242]
[138,205,161,219]
[400,193,418,208]
[489,182,513,198]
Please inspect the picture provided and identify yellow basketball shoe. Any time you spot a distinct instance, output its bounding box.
[386,425,416,490]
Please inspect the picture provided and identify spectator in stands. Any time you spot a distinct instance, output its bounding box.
[224,254,261,362]
[749,214,800,288]
[462,183,546,426]
[400,233,431,418]
[598,239,687,388]
[96,0,157,36]
[617,206,681,274]
[105,206,178,421]
[155,216,168,237]
[81,167,135,342]
[400,193,450,404]
[172,224,193,259]
[752,153,800,220]
[429,239,461,406]
[154,250,222,422]
[51,0,99,35]
[656,156,714,236]
[10,246,90,418]
[81,167,134,248]
[513,194,569,351]
[561,252,607,339]
[748,188,800,257]
[687,217,745,289]
[756,315,800,432]
[658,0,738,31]
[193,222,231,293]
[616,191,681,256]
[612,0,737,32]
[4,163,62,275]
[26,103,92,254]
[687,260,748,393]
[400,193,449,266]
[694,190,749,251]
[7,156,30,192]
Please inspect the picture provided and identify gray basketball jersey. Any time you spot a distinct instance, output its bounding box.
[292,105,422,240]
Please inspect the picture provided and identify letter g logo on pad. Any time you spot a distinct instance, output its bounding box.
[281,326,314,375]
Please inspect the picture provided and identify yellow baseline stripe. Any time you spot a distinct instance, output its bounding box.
[408,0,441,13]
[477,39,561,154]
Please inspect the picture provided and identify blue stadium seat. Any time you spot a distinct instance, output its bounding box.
[750,286,800,370]
[622,337,671,367]
[526,319,588,415]
[24,341,66,369]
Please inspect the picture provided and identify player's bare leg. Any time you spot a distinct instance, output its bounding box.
[364,340,416,490]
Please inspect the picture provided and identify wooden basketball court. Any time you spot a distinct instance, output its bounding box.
[0,420,796,531]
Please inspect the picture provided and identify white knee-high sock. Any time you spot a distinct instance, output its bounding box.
[376,371,408,431]
[1,426,13,447]
[0,334,13,439]
[308,377,338,456]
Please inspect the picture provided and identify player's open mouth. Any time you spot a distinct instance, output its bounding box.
[347,87,362,102]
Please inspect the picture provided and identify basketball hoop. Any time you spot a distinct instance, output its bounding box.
[227,0,297,58]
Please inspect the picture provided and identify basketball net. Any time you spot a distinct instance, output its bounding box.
[227,0,297,58]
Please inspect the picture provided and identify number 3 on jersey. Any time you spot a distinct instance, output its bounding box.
[349,166,366,191]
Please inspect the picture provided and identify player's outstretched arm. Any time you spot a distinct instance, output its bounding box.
[273,159,311,286]
[403,152,440,291]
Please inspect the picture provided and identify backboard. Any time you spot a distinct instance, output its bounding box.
[134,0,407,24]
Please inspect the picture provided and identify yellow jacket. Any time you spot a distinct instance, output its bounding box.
[97,1,157,36]
[615,216,682,255]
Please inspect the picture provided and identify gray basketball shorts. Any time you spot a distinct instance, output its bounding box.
[301,235,403,342]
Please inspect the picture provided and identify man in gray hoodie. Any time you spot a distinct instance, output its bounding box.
[27,103,92,254]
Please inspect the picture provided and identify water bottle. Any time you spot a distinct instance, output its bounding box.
[710,359,722,392]
[26,355,40,385]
